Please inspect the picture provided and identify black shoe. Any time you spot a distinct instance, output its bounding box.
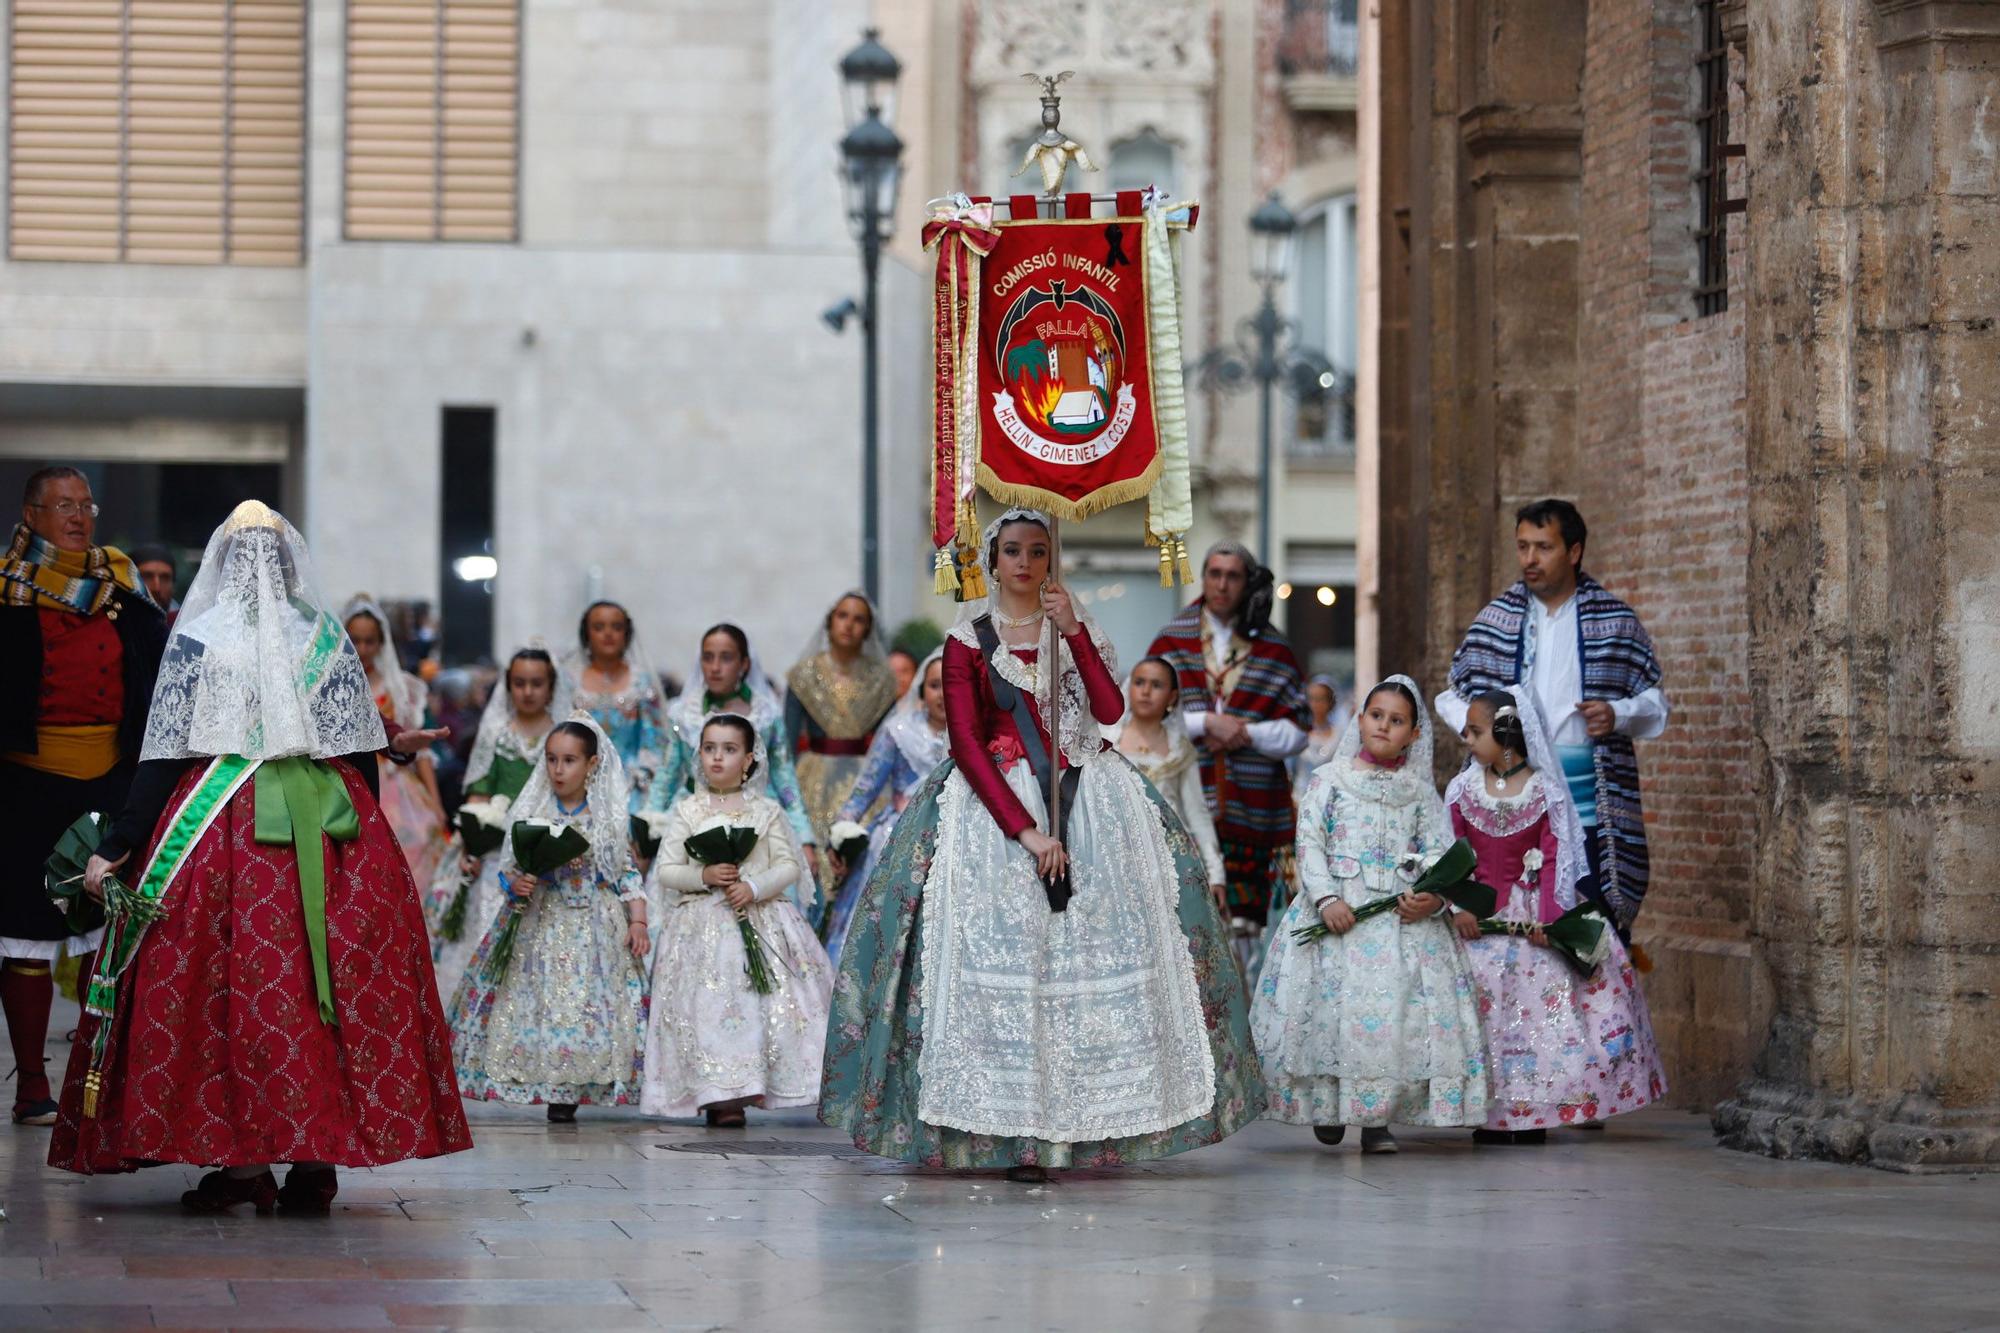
[182,1169,278,1215]
[1472,1128,1514,1145]
[546,1103,577,1124]
[1360,1127,1399,1154]
[277,1166,339,1215]
[1313,1124,1346,1146]
[11,1097,57,1127]
[1005,1165,1048,1184]
[1513,1128,1547,1145]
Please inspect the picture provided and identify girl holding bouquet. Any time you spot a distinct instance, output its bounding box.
[1445,687,1665,1143]
[1252,676,1488,1152]
[820,509,1262,1182]
[448,716,649,1123]
[425,645,568,1000]
[641,713,832,1126]
[344,596,449,886]
[52,501,469,1213]
[821,648,949,964]
[644,624,816,882]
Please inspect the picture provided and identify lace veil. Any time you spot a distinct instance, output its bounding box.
[501,711,634,886]
[464,641,575,791]
[1320,673,1439,810]
[667,626,784,744]
[339,593,425,731]
[142,502,386,762]
[686,708,775,799]
[881,646,949,770]
[560,605,664,714]
[791,589,890,671]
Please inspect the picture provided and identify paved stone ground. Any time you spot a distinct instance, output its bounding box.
[2,1024,1997,1329]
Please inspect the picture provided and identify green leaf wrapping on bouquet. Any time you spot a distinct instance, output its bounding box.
[510,820,591,876]
[456,808,508,858]
[683,823,759,866]
[1410,839,1501,919]
[44,812,109,936]
[630,814,663,860]
[438,870,471,943]
[1479,902,1613,978]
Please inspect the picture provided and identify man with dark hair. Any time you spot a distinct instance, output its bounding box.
[128,543,178,617]
[1149,540,1307,972]
[1437,498,1668,936]
[0,467,168,1125]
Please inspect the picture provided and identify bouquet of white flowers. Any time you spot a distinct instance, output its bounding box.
[684,811,773,994]
[440,795,512,941]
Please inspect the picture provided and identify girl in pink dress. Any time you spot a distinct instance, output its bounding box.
[1446,686,1666,1143]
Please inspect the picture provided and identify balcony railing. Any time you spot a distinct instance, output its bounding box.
[1277,0,1361,79]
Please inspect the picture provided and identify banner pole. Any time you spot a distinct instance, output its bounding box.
[1046,513,1063,846]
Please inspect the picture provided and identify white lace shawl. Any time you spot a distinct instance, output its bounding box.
[500,712,637,891]
[1441,683,1589,911]
[464,646,574,789]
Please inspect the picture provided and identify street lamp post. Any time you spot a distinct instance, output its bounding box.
[837,29,904,606]
[1194,191,1348,566]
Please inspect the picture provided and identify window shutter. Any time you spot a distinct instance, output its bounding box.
[7,0,305,264]
[8,0,126,261]
[345,0,518,242]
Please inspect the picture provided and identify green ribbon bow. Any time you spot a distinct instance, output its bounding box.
[252,757,360,1027]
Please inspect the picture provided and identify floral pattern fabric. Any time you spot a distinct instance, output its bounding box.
[1252,760,1488,1128]
[823,716,948,963]
[820,761,1264,1169]
[447,849,648,1106]
[1449,774,1667,1128]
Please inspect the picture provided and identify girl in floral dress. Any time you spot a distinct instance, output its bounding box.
[344,596,449,886]
[1253,675,1488,1152]
[1109,656,1226,905]
[425,645,568,1001]
[564,601,666,812]
[1445,686,1666,1143]
[822,649,950,964]
[644,624,816,884]
[449,716,650,1122]
[642,714,832,1126]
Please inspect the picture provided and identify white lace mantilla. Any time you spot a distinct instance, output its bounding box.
[915,755,1213,1142]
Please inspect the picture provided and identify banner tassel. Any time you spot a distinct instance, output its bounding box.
[934,547,961,597]
[1175,537,1194,586]
[1158,543,1174,588]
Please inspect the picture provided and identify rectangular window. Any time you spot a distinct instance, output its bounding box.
[345,0,519,242]
[439,404,496,666]
[1693,0,1742,317]
[8,0,306,264]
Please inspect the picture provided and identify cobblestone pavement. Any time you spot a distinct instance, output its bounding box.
[2,1047,1996,1329]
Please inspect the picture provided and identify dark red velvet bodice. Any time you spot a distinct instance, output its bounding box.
[941,628,1124,840]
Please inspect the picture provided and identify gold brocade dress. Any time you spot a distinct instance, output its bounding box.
[784,653,898,919]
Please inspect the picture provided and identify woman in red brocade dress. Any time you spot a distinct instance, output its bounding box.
[49,501,471,1214]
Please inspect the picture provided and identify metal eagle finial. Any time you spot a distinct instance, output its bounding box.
[1014,70,1095,196]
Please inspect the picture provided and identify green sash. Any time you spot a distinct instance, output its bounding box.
[252,757,359,1026]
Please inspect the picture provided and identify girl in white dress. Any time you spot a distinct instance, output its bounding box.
[425,645,569,1001]
[1252,675,1488,1153]
[1110,656,1226,908]
[642,714,833,1125]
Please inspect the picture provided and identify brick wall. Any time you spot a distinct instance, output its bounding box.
[1575,4,1757,1105]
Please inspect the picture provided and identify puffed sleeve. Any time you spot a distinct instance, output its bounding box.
[1295,776,1350,908]
[1176,760,1226,887]
[1065,627,1124,726]
[746,804,802,904]
[1536,808,1563,923]
[649,799,707,894]
[836,727,899,825]
[760,722,818,848]
[943,635,1036,840]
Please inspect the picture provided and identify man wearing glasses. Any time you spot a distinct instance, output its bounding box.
[0,467,167,1126]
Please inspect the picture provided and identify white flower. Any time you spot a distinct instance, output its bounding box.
[1520,848,1544,874]
[464,794,512,829]
[829,820,869,845]
[518,816,572,837]
[1398,849,1444,878]
[634,809,675,841]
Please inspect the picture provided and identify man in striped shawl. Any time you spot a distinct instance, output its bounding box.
[1436,499,1669,938]
[1149,542,1307,966]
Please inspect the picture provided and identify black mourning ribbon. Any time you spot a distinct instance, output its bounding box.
[1103,224,1131,268]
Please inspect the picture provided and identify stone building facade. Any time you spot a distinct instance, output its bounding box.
[1366,0,2000,1168]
